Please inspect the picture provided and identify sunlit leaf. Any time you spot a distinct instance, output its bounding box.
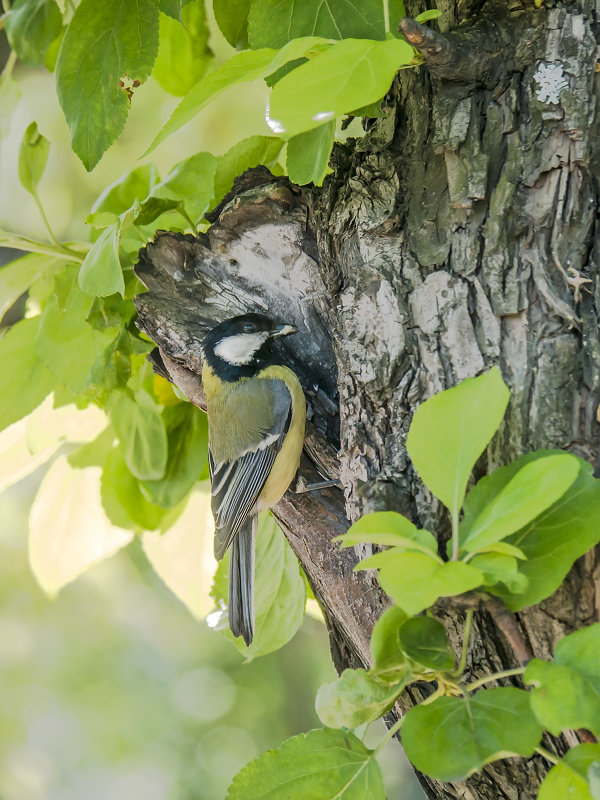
[141,403,208,507]
[151,151,217,224]
[35,270,120,392]
[286,121,334,186]
[92,164,160,216]
[538,745,600,800]
[143,485,216,618]
[153,0,211,97]
[370,605,410,680]
[213,136,283,207]
[0,317,54,433]
[468,552,528,594]
[0,253,60,323]
[402,688,543,781]
[56,0,159,170]
[337,511,437,555]
[226,728,385,799]
[146,37,326,154]
[316,668,404,729]
[110,389,167,481]
[211,513,306,659]
[18,121,50,196]
[406,368,510,517]
[29,456,133,595]
[460,453,579,553]
[78,222,124,297]
[268,37,414,137]
[478,455,600,611]
[525,624,600,738]
[358,551,483,616]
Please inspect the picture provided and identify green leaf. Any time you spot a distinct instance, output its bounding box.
[336,511,438,555]
[110,388,167,481]
[213,0,251,48]
[141,403,208,507]
[151,151,217,224]
[92,164,160,216]
[133,196,180,226]
[212,514,306,659]
[152,0,193,21]
[268,37,414,138]
[226,727,385,799]
[55,0,159,170]
[213,136,284,207]
[18,121,50,196]
[6,0,62,66]
[78,222,124,297]
[153,1,211,97]
[538,745,600,800]
[247,0,386,49]
[406,368,510,517]
[398,617,454,670]
[487,455,600,611]
[469,541,527,560]
[35,270,120,393]
[145,37,326,154]
[525,624,600,738]
[287,121,334,186]
[370,605,410,679]
[101,446,176,531]
[68,426,116,469]
[414,9,442,22]
[316,668,404,729]
[359,551,483,616]
[402,688,543,782]
[0,317,54,433]
[460,453,579,553]
[469,552,528,594]
[0,253,60,323]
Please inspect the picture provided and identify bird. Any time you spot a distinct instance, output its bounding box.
[202,312,306,646]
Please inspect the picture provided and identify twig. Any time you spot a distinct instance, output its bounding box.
[486,596,533,666]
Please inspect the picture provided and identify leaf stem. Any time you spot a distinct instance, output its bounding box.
[30,187,74,256]
[0,232,86,262]
[454,608,473,676]
[1,0,10,15]
[451,507,459,560]
[465,667,525,692]
[2,50,17,78]
[375,714,404,754]
[383,0,390,34]
[535,746,559,766]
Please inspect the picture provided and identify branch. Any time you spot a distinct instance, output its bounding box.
[399,6,542,87]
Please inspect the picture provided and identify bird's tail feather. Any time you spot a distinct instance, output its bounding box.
[228,517,256,646]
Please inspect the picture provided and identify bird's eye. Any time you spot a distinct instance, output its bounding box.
[243,323,256,333]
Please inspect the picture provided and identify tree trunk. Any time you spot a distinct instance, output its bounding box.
[134,1,600,796]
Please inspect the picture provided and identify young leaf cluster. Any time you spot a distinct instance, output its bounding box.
[225,371,600,798]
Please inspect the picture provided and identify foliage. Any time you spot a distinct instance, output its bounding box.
[1,2,599,799]
[245,371,600,797]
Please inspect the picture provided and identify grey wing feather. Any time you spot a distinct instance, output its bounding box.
[211,380,292,561]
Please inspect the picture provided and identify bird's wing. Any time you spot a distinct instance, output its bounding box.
[210,379,293,560]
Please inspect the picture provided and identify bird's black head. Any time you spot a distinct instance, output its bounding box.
[202,313,297,381]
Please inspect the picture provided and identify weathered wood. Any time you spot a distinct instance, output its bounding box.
[135,0,600,795]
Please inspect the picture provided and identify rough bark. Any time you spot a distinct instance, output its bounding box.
[134,0,600,796]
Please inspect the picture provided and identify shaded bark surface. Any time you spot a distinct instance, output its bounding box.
[135,1,600,796]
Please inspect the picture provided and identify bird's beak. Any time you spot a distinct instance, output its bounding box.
[271,323,297,338]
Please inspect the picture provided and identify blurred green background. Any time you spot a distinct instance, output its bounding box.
[0,8,424,800]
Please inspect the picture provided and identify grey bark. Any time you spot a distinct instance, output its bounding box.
[135,1,600,797]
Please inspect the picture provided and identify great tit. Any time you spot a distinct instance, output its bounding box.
[202,313,306,645]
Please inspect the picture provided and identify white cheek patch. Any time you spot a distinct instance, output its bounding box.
[214,332,269,365]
